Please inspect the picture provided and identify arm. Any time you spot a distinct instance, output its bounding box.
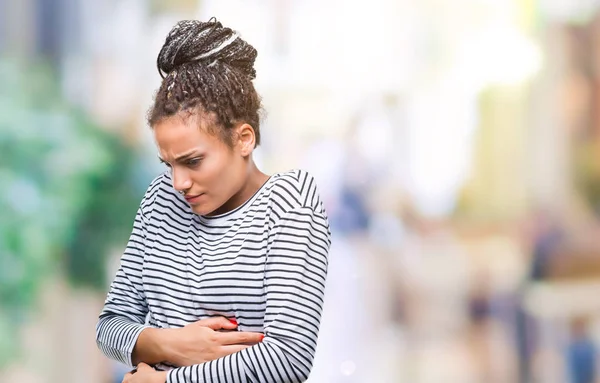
[97,178,265,369]
[166,206,331,383]
[96,190,154,367]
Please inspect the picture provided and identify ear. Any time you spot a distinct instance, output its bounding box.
[235,123,256,156]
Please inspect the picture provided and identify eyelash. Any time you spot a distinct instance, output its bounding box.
[159,158,202,168]
[185,158,201,167]
[159,159,171,168]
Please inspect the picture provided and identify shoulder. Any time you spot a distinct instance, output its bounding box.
[267,169,326,216]
[266,170,331,243]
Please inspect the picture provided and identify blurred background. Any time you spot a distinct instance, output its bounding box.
[2,0,600,382]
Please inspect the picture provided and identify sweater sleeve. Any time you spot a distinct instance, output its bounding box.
[95,184,157,367]
[166,206,331,383]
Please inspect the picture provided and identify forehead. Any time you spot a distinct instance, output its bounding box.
[153,114,223,157]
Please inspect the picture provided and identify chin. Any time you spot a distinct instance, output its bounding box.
[190,204,212,216]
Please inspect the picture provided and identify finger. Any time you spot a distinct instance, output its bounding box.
[195,317,238,331]
[216,344,251,357]
[217,331,264,345]
[122,373,132,383]
[136,362,153,371]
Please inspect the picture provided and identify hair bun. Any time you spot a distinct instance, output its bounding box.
[157,18,257,80]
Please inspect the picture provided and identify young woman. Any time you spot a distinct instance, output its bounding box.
[95,18,332,383]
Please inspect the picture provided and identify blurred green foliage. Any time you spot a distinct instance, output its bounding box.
[0,59,143,366]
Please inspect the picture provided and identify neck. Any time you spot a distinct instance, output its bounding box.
[208,160,269,216]
[239,162,269,200]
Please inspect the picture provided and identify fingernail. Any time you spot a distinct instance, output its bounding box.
[260,334,265,341]
[229,318,237,325]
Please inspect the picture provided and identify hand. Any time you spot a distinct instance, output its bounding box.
[161,317,265,367]
[122,363,167,383]
[133,316,258,366]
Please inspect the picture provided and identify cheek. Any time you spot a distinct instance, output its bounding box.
[210,155,244,190]
[198,153,235,185]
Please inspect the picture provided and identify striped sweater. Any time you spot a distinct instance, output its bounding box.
[96,169,332,383]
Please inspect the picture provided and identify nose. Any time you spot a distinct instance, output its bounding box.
[172,166,192,194]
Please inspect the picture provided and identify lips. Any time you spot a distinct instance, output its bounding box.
[184,194,203,203]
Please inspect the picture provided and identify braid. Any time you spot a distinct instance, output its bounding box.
[148,18,262,146]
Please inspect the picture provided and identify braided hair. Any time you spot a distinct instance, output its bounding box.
[148,18,262,147]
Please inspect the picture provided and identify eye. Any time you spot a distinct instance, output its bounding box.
[158,157,171,168]
[186,158,202,167]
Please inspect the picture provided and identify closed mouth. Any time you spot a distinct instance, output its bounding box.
[185,193,203,202]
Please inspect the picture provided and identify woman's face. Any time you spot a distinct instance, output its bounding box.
[153,114,251,216]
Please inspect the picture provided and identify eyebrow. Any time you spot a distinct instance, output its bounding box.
[158,150,202,164]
